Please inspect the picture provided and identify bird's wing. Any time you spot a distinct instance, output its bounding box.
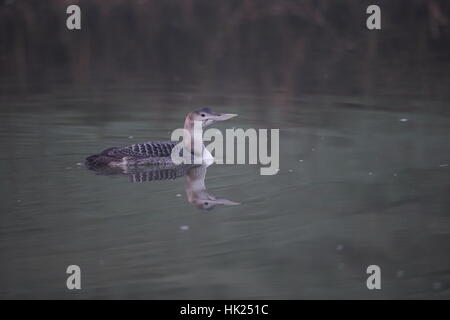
[103,141,178,159]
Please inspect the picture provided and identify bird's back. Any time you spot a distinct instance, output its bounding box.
[85,141,179,167]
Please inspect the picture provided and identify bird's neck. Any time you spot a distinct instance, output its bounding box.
[186,165,207,201]
[183,117,214,165]
[183,118,204,155]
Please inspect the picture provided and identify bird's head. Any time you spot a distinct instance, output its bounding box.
[187,107,238,128]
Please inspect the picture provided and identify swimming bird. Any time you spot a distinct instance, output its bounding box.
[85,108,237,168]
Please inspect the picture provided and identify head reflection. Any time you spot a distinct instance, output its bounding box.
[185,165,239,210]
[87,164,239,210]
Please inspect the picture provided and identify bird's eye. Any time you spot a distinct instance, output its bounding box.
[201,113,205,117]
[204,202,209,205]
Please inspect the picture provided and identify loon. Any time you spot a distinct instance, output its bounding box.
[85,108,237,168]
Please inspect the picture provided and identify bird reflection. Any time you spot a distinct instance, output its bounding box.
[87,164,240,210]
[184,165,240,210]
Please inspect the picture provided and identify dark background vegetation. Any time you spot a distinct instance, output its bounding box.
[1,0,449,97]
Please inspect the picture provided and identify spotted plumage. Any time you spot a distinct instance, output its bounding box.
[85,141,180,167]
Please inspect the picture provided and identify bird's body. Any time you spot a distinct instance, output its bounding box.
[85,141,179,167]
[85,108,237,168]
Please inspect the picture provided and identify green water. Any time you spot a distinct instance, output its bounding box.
[0,78,449,299]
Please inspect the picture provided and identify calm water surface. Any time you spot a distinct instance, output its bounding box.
[0,81,449,299]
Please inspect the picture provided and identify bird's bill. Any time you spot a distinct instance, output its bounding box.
[214,198,240,206]
[212,113,238,121]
